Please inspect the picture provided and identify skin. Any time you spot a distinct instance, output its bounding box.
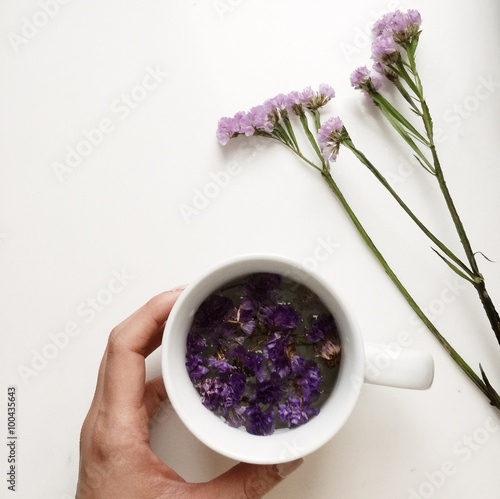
[77,290,302,498]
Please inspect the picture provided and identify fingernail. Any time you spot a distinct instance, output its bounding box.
[274,458,304,478]
[169,284,187,292]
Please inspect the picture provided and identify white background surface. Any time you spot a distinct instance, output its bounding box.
[1,1,500,498]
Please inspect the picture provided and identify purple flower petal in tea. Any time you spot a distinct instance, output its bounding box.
[316,339,342,368]
[246,403,275,436]
[193,294,234,328]
[290,356,322,401]
[260,304,301,330]
[224,405,247,429]
[244,273,281,302]
[306,313,337,343]
[198,377,226,411]
[278,397,319,427]
[234,299,257,335]
[264,333,291,378]
[255,375,283,405]
[227,345,264,378]
[207,355,235,374]
[186,333,208,354]
[186,353,209,381]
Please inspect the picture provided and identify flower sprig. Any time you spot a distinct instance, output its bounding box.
[349,9,500,345]
[216,9,500,410]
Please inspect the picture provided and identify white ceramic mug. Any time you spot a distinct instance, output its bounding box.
[161,254,434,464]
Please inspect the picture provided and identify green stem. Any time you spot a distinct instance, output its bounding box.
[342,135,474,278]
[298,112,324,164]
[321,169,500,409]
[405,49,500,345]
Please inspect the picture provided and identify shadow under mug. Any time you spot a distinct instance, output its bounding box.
[161,254,434,464]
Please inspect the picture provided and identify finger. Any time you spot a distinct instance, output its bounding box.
[101,290,183,413]
[201,460,303,499]
[144,375,168,419]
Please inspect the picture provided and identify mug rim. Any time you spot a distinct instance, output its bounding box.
[161,253,365,464]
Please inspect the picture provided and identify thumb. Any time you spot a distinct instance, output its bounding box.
[201,460,303,499]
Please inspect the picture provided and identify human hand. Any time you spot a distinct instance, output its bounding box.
[77,290,303,498]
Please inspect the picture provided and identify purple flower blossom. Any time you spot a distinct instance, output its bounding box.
[246,403,275,436]
[299,86,314,105]
[317,116,345,162]
[350,66,382,93]
[319,83,335,100]
[216,116,241,146]
[244,272,281,302]
[301,84,336,111]
[216,85,336,146]
[260,304,301,330]
[291,357,322,401]
[233,299,257,335]
[186,354,209,381]
[372,9,422,38]
[186,334,207,354]
[199,378,228,411]
[207,355,235,374]
[371,35,398,63]
[255,375,283,405]
[278,397,320,427]
[227,345,264,378]
[306,313,337,343]
[264,333,291,378]
[193,294,234,328]
[406,9,422,28]
[247,104,275,133]
[224,405,247,428]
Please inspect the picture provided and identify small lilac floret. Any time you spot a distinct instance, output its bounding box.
[299,86,314,105]
[350,66,382,93]
[318,116,344,162]
[319,83,335,100]
[216,116,240,145]
[350,66,371,89]
[406,9,422,27]
[372,9,422,37]
[371,36,398,62]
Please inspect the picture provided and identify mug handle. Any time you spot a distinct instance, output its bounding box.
[363,342,434,390]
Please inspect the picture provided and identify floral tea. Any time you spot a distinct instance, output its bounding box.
[185,272,342,436]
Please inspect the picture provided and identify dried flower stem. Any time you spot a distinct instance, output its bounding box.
[320,168,500,408]
[375,45,500,345]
